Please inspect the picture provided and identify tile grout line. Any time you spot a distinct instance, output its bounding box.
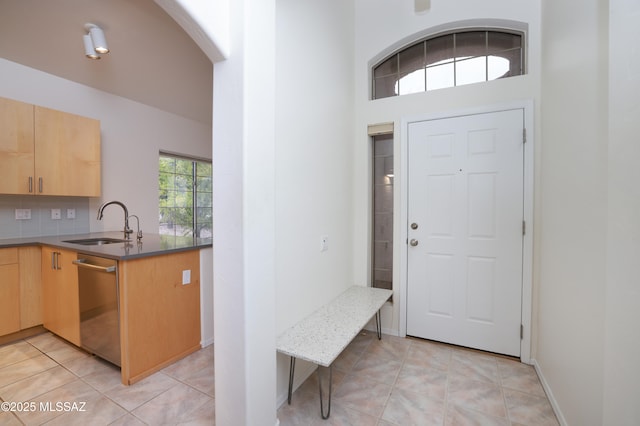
[376,337,410,425]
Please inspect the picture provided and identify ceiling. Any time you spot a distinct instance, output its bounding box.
[0,0,213,125]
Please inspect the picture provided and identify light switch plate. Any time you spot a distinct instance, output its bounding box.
[51,209,61,220]
[320,235,329,252]
[67,208,76,219]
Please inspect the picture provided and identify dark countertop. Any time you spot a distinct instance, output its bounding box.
[0,232,212,260]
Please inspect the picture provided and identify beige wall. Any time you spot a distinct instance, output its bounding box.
[0,59,211,235]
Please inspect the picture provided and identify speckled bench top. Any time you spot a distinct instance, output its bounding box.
[276,286,393,367]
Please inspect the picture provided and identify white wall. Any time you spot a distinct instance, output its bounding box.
[274,0,356,404]
[210,0,278,423]
[537,1,608,424]
[353,0,541,341]
[604,0,640,424]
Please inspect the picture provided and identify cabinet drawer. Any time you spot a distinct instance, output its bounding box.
[0,247,18,265]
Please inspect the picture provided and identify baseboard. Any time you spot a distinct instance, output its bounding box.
[531,358,568,426]
[363,325,399,337]
[200,337,214,347]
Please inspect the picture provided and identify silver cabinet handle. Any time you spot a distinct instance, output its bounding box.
[38,177,43,193]
[51,252,61,270]
[73,259,116,273]
[29,176,33,193]
[410,239,419,247]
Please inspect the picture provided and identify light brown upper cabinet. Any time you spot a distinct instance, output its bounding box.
[0,97,34,195]
[0,96,101,197]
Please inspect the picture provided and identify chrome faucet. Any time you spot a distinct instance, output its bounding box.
[128,214,143,242]
[97,200,133,240]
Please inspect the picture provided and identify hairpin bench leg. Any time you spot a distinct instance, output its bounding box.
[287,357,296,405]
[318,365,333,419]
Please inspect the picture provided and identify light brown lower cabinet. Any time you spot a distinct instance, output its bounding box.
[0,246,42,337]
[41,246,80,346]
[19,246,42,329]
[119,250,201,385]
[0,248,20,336]
[6,244,200,386]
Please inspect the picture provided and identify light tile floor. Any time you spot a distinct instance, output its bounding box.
[0,331,559,425]
[0,332,214,425]
[277,332,560,426]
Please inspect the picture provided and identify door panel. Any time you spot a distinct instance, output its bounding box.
[406,109,524,357]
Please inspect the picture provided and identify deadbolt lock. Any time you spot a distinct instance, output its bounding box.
[411,223,418,230]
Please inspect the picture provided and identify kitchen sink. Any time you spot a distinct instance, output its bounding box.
[63,237,130,246]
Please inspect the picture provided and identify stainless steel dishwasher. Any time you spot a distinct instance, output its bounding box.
[73,254,121,367]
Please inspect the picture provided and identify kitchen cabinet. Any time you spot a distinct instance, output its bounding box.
[19,246,42,329]
[119,250,201,385]
[0,97,33,195]
[0,247,43,337]
[0,96,101,197]
[0,248,20,336]
[42,247,80,346]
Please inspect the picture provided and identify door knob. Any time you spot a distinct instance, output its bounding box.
[410,239,419,247]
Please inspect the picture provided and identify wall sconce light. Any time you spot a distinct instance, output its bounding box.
[83,23,109,59]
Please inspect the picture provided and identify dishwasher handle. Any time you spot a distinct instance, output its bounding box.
[72,259,116,273]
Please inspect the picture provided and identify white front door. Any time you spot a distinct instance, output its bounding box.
[406,109,524,357]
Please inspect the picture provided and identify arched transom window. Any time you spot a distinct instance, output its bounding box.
[372,30,524,99]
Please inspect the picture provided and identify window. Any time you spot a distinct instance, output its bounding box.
[159,153,212,238]
[372,134,394,290]
[373,30,524,99]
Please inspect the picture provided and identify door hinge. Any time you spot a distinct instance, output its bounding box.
[523,128,527,144]
[520,324,524,339]
[522,220,526,236]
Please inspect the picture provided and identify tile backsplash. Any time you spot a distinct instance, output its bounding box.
[0,195,90,239]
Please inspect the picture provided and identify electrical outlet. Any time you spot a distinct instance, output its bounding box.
[67,208,76,219]
[15,209,31,220]
[51,209,61,220]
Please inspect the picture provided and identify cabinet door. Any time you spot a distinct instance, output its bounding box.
[35,106,101,197]
[0,97,35,195]
[0,248,20,336]
[42,247,80,346]
[19,246,42,329]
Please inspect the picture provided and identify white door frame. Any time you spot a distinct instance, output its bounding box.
[398,100,534,363]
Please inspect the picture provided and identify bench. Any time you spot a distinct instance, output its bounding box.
[276,285,393,419]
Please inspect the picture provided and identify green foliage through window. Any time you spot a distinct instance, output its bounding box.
[159,154,212,238]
